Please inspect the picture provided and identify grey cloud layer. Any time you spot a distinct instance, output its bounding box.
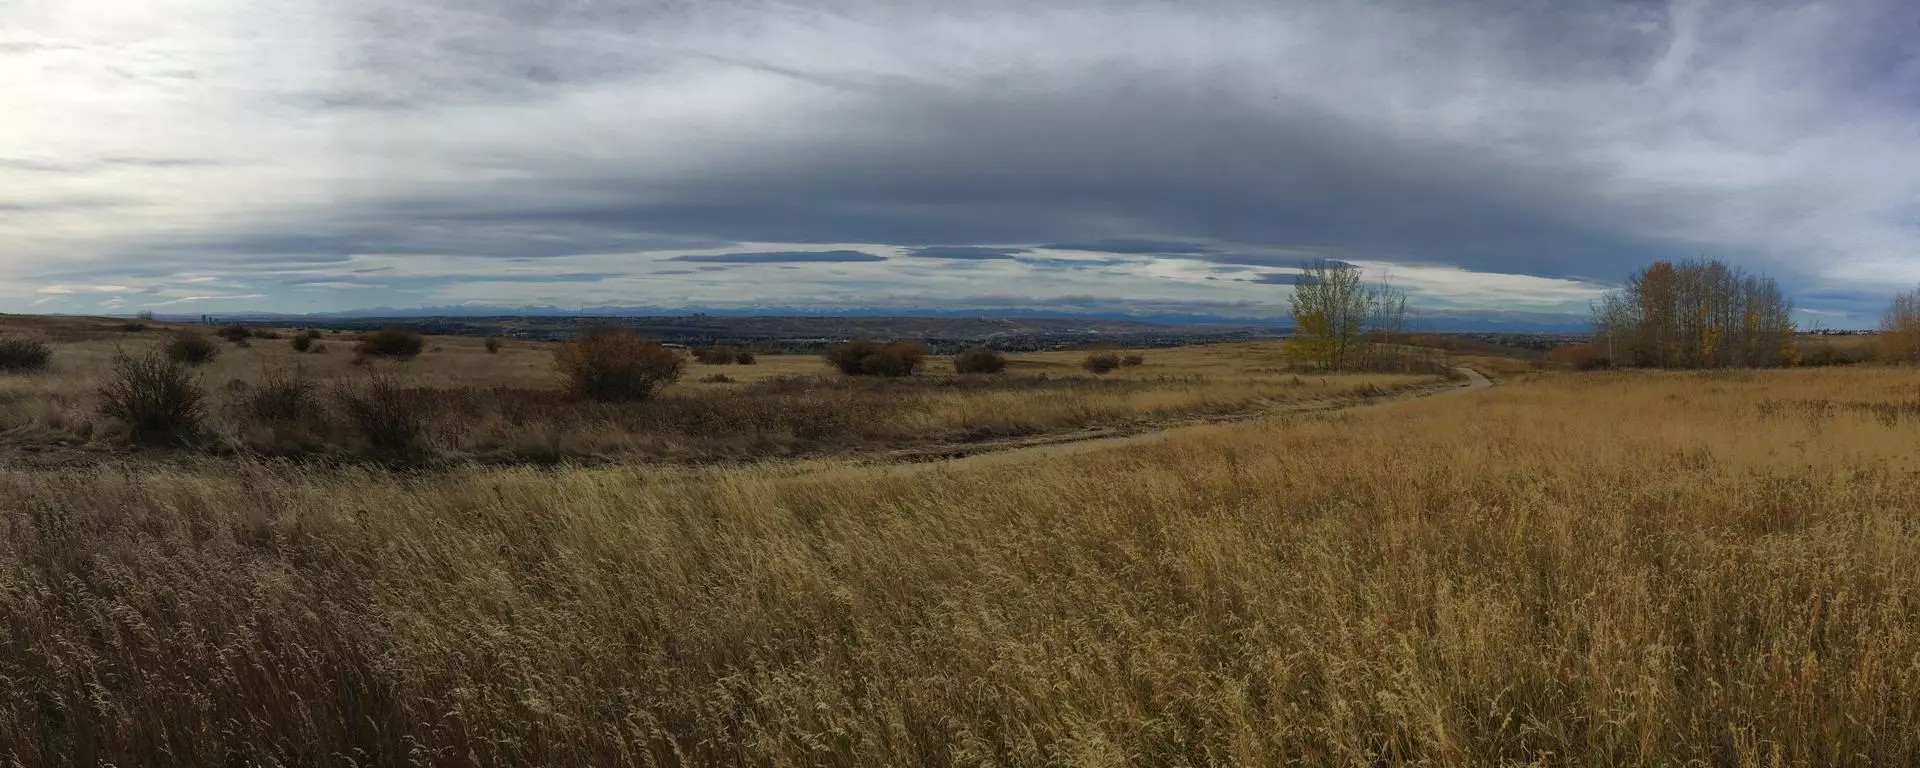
[4,0,1918,323]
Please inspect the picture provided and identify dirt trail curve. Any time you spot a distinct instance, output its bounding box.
[873,366,1493,472]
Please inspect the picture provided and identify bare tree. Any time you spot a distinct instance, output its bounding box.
[1878,286,1920,363]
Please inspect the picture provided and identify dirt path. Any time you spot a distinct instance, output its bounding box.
[869,367,1492,471]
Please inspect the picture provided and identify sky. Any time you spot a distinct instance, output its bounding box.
[3,0,1918,327]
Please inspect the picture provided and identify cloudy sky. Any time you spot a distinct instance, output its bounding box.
[3,0,1917,325]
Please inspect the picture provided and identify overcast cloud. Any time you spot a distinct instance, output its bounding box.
[4,0,1918,325]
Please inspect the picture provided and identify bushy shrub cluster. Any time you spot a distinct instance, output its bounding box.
[1081,353,1121,374]
[952,346,1006,374]
[824,339,928,377]
[97,351,205,445]
[355,326,425,359]
[554,328,685,402]
[0,337,52,373]
[164,331,220,365]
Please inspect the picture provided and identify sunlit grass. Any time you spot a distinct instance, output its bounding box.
[4,364,1919,764]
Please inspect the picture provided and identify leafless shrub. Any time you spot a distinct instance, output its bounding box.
[824,339,927,377]
[355,326,424,359]
[0,337,52,373]
[1081,352,1121,374]
[97,350,205,445]
[952,346,1007,374]
[163,330,219,366]
[554,328,685,402]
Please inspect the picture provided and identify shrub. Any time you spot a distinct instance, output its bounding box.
[98,351,205,446]
[824,339,928,377]
[304,329,323,340]
[164,330,220,365]
[0,337,52,373]
[309,342,328,354]
[216,324,251,343]
[1082,353,1121,374]
[1803,342,1871,368]
[290,335,314,352]
[700,373,736,384]
[240,366,317,424]
[735,349,757,365]
[484,336,504,354]
[333,374,431,459]
[554,328,686,402]
[249,328,284,340]
[1121,354,1145,367]
[697,345,741,365]
[355,326,424,359]
[952,346,1007,374]
[118,321,148,332]
[1547,343,1611,371]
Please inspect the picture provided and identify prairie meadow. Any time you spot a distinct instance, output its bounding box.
[2,316,1917,765]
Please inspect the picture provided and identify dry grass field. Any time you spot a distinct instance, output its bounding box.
[4,316,1919,766]
[0,317,1438,465]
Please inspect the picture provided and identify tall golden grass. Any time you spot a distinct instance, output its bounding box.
[5,365,1918,765]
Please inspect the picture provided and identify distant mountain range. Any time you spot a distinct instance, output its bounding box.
[163,304,1596,334]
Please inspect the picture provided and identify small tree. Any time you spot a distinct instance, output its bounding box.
[1287,260,1370,369]
[953,346,1007,374]
[554,328,686,401]
[1878,286,1920,363]
[484,336,504,354]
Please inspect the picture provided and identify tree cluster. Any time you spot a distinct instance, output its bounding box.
[1592,258,1796,368]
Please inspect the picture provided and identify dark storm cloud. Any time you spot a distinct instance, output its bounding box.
[669,250,888,264]
[1014,256,1135,270]
[1040,239,1218,255]
[907,246,1028,260]
[1245,273,1318,285]
[9,0,1920,320]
